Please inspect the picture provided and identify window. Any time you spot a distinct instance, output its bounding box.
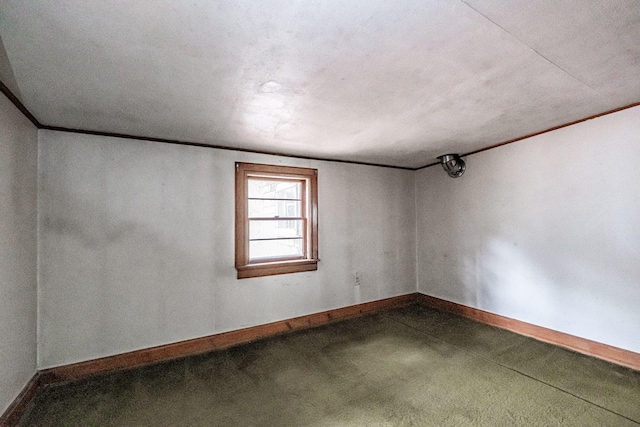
[235,162,318,279]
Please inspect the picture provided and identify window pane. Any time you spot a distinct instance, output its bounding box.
[248,179,301,199]
[250,239,303,260]
[250,219,303,240]
[249,199,302,218]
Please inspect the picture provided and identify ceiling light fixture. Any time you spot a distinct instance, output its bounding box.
[438,154,465,178]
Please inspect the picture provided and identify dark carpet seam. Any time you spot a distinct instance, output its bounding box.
[383,312,640,426]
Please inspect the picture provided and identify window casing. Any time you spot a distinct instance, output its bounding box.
[235,162,318,279]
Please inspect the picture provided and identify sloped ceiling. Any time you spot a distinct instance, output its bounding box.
[1,1,639,168]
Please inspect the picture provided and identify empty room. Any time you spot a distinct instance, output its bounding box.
[1,1,639,426]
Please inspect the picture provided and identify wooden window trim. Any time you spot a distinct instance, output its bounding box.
[235,162,318,279]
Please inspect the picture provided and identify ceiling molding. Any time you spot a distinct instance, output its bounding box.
[4,2,639,169]
[0,79,40,127]
[416,101,640,171]
[2,78,638,172]
[0,78,413,171]
[40,124,415,171]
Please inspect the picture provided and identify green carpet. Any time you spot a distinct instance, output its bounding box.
[21,305,640,426]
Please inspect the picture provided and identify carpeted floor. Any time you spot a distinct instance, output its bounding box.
[20,304,640,426]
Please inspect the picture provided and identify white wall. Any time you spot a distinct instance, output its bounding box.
[0,94,38,414]
[38,130,416,369]
[416,105,640,353]
[35,104,640,370]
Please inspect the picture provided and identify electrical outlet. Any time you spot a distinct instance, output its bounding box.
[354,271,361,287]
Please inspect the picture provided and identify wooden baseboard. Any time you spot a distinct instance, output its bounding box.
[415,293,640,371]
[39,293,418,385]
[5,292,639,424]
[0,373,41,427]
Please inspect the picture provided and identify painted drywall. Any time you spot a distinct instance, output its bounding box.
[37,130,416,369]
[416,105,640,353]
[5,2,640,168]
[0,94,38,414]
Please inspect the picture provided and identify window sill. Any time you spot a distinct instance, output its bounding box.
[236,259,318,279]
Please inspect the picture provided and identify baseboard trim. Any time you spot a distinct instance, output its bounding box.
[415,293,640,371]
[39,293,418,385]
[0,373,41,427]
[5,292,640,424]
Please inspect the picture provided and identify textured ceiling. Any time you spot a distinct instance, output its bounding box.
[1,1,639,168]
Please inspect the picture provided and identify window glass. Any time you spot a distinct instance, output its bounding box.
[249,219,304,240]
[236,163,318,279]
[248,180,301,199]
[248,200,302,218]
[249,239,304,260]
